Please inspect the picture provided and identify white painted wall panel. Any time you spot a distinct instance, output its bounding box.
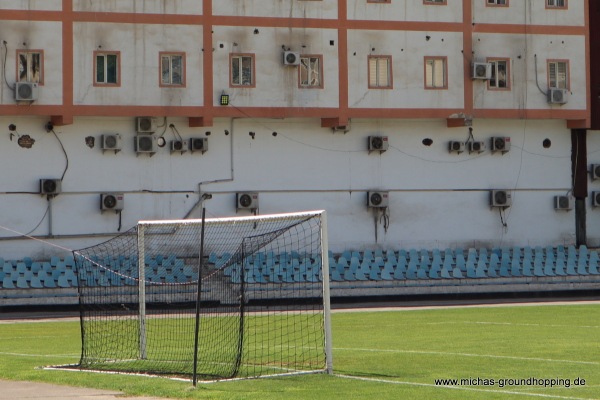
[0,21,63,105]
[0,115,576,259]
[72,0,202,15]
[347,30,464,109]
[347,0,462,23]
[213,0,337,19]
[0,0,61,10]
[72,22,204,106]
[213,26,340,108]
[473,1,585,27]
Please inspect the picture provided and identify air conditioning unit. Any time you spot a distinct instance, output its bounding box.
[590,164,600,181]
[40,179,61,195]
[136,117,158,133]
[283,51,301,66]
[593,192,600,208]
[469,141,486,154]
[236,192,259,210]
[491,136,511,154]
[100,193,124,212]
[170,140,187,154]
[554,195,574,211]
[490,190,511,208]
[368,136,389,152]
[101,134,121,153]
[134,135,157,156]
[367,191,389,208]
[189,138,208,154]
[547,88,568,105]
[15,82,39,101]
[448,141,465,154]
[471,62,492,80]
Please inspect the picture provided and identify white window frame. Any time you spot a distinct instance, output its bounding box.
[95,52,119,86]
[548,60,569,89]
[424,57,447,89]
[230,54,255,87]
[160,53,185,87]
[17,50,43,84]
[299,55,323,88]
[488,59,509,89]
[368,56,392,89]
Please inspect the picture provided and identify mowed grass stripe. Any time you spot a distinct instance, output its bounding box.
[0,303,597,399]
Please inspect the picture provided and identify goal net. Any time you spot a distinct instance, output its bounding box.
[73,210,332,382]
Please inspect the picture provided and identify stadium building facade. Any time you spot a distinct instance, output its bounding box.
[0,0,596,261]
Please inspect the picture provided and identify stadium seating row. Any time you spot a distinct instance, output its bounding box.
[1,246,599,289]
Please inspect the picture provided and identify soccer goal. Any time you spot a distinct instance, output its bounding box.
[73,210,332,383]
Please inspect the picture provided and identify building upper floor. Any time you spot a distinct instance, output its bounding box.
[0,0,590,129]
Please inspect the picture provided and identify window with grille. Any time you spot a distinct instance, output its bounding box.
[299,56,323,88]
[548,60,568,89]
[488,59,509,89]
[368,56,392,89]
[17,50,43,84]
[546,0,566,8]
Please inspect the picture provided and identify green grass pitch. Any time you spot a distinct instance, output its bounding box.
[0,303,598,399]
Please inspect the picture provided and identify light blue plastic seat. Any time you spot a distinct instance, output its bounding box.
[3,276,16,289]
[381,260,395,280]
[487,253,499,278]
[475,250,488,278]
[577,245,589,275]
[406,258,419,280]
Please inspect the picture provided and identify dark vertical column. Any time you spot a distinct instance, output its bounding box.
[572,129,588,247]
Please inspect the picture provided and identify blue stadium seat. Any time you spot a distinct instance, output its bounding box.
[577,245,589,275]
[3,275,16,289]
[487,252,499,278]
[466,249,477,278]
[380,260,395,280]
[588,251,600,275]
[475,250,488,278]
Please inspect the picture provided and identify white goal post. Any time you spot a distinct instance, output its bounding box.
[78,209,333,381]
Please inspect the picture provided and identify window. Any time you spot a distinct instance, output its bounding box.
[487,0,508,6]
[368,56,392,89]
[17,50,43,84]
[548,60,569,89]
[230,54,255,87]
[160,52,185,87]
[299,55,323,88]
[94,52,120,86]
[546,0,566,8]
[424,57,447,89]
[367,0,391,3]
[488,59,509,89]
[424,0,446,4]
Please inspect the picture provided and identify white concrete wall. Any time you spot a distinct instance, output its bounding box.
[347,0,462,23]
[72,0,202,15]
[0,0,61,11]
[347,29,464,109]
[73,22,204,106]
[587,131,600,247]
[473,0,585,26]
[0,21,63,105]
[0,115,576,259]
[213,26,340,108]
[213,0,338,19]
[472,33,587,111]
